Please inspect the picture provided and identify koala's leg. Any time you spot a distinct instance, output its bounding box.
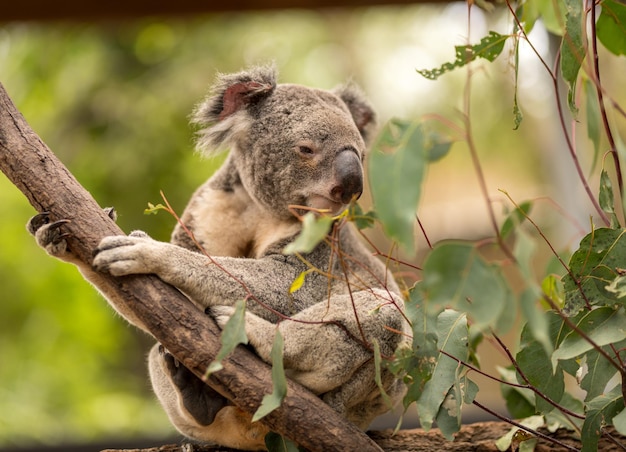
[148,344,269,450]
[322,360,406,429]
[210,289,405,397]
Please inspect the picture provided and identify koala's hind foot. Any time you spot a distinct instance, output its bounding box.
[28,208,118,261]
[159,345,227,426]
[28,212,72,258]
[148,344,269,450]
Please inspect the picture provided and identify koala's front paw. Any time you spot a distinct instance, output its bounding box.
[27,212,72,258]
[93,234,159,277]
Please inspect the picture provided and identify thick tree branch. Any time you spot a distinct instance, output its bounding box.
[0,81,383,452]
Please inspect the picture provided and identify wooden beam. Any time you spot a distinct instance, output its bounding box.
[1,0,440,23]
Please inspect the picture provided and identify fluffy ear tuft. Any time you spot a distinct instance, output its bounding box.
[333,83,377,145]
[193,65,277,154]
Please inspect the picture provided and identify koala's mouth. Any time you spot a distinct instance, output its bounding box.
[307,195,346,216]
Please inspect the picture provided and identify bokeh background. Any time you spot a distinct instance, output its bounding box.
[1,3,623,449]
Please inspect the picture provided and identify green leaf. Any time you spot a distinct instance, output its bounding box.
[495,415,545,452]
[205,299,248,376]
[580,343,622,402]
[395,287,439,409]
[520,288,552,355]
[599,170,620,229]
[544,391,584,431]
[349,203,377,230]
[283,212,333,255]
[606,275,626,298]
[560,0,584,114]
[613,406,626,435]
[373,339,393,409]
[533,0,565,35]
[512,34,523,129]
[516,322,564,414]
[416,31,509,80]
[584,79,602,170]
[499,366,536,419]
[253,330,288,422]
[421,242,514,333]
[369,119,451,253]
[597,0,626,56]
[581,385,625,452]
[551,307,626,368]
[435,374,478,440]
[500,200,533,239]
[563,228,626,315]
[144,202,167,215]
[416,310,468,431]
[264,432,301,452]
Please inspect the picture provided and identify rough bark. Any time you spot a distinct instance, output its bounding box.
[0,81,383,452]
[102,422,626,452]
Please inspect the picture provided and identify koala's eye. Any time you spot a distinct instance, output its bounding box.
[298,146,315,156]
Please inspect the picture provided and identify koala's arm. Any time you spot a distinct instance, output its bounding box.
[93,233,311,319]
[27,211,153,331]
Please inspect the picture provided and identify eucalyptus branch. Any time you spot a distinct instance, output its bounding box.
[505,0,611,227]
[472,400,580,452]
[588,0,624,203]
[490,333,585,425]
[499,189,594,311]
[439,348,585,424]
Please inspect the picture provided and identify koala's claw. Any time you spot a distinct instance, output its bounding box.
[28,213,72,257]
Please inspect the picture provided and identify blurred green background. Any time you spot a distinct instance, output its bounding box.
[1,4,621,449]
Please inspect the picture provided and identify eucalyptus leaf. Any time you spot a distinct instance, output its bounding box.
[421,242,514,333]
[252,330,287,422]
[369,119,450,253]
[516,322,564,414]
[205,299,248,376]
[597,0,626,56]
[435,375,478,440]
[581,385,624,452]
[500,200,533,240]
[416,310,468,431]
[498,366,535,419]
[562,228,626,315]
[416,31,509,80]
[551,307,626,369]
[580,344,621,402]
[560,0,584,114]
[283,212,333,255]
[397,287,439,409]
[264,432,301,452]
[613,406,626,436]
[584,80,602,170]
[599,170,620,229]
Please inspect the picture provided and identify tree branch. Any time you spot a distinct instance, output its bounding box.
[0,81,383,452]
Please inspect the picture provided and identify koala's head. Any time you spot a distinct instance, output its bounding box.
[193,66,377,220]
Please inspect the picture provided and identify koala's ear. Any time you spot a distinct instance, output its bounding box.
[193,66,277,154]
[334,83,377,144]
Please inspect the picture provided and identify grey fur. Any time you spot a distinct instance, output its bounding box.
[28,67,407,451]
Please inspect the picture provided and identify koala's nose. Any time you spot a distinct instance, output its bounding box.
[331,150,363,204]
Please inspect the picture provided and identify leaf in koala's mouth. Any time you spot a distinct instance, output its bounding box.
[283,212,333,255]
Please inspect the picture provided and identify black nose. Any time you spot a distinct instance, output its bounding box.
[331,150,363,204]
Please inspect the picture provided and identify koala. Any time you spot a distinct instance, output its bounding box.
[28,66,407,451]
